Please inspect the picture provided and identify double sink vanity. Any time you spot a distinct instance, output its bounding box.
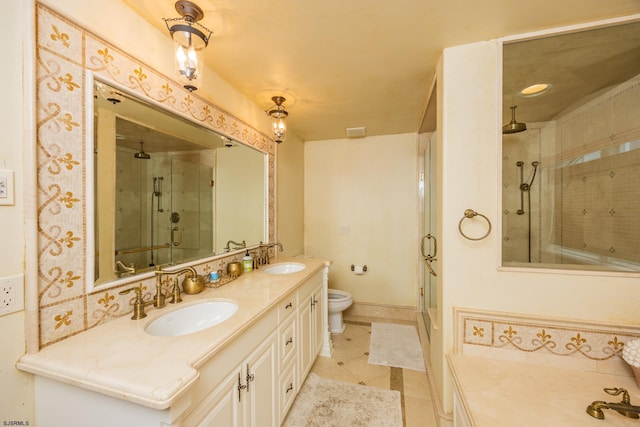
[18,257,331,427]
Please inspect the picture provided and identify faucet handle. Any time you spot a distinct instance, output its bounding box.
[604,387,631,404]
[119,284,143,298]
[170,278,182,304]
[119,285,147,319]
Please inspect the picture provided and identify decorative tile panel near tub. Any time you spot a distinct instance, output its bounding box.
[35,4,275,348]
[453,308,640,376]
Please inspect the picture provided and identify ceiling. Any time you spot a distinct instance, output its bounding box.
[122,0,640,141]
[503,20,640,128]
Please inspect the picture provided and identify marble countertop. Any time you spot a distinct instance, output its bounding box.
[448,353,640,426]
[18,257,328,410]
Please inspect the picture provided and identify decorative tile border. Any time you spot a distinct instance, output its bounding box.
[35,4,276,348]
[454,308,640,365]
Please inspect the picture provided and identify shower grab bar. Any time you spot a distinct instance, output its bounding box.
[421,234,438,277]
[458,209,492,241]
[114,243,170,255]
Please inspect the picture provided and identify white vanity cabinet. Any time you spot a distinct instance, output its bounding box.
[298,271,324,381]
[181,311,278,427]
[178,339,277,427]
[276,294,298,422]
[22,260,332,427]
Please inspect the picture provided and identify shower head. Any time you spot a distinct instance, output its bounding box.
[134,141,151,160]
[502,106,527,134]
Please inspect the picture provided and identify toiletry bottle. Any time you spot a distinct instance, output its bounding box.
[242,250,253,273]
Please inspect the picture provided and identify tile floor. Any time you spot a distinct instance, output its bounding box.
[310,320,438,427]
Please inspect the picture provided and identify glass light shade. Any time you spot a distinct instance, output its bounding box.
[170,24,208,91]
[268,96,288,144]
[271,110,287,143]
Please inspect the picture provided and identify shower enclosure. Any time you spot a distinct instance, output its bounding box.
[112,148,214,275]
[501,76,640,270]
[420,131,438,338]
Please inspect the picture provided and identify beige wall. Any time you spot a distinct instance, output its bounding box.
[276,132,305,257]
[0,0,33,423]
[304,134,419,308]
[434,38,640,413]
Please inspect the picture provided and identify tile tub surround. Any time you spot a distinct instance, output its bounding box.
[448,353,640,427]
[454,308,640,375]
[18,258,328,409]
[450,308,640,426]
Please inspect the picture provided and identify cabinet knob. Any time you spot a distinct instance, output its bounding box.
[286,383,293,394]
[285,302,293,309]
[285,337,293,346]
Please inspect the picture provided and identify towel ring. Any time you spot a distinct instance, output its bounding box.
[458,209,491,241]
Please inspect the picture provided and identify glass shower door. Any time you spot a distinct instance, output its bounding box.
[422,132,438,336]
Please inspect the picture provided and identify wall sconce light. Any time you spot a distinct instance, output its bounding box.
[164,0,213,92]
[267,96,288,144]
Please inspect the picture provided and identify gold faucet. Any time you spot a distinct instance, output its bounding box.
[155,266,203,302]
[169,278,182,304]
[586,387,640,419]
[224,240,246,252]
[119,284,149,319]
[152,269,166,308]
[114,260,136,278]
[257,241,284,266]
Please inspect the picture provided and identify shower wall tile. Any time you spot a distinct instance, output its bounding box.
[35,5,276,349]
[613,77,640,133]
[503,75,640,269]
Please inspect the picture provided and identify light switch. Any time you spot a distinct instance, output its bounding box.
[0,169,14,205]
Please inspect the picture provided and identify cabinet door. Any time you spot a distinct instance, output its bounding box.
[186,369,241,427]
[244,335,276,427]
[312,285,324,357]
[298,294,313,381]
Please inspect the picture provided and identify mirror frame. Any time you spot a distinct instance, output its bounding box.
[34,4,275,347]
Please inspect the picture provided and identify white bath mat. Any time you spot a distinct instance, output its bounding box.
[368,322,426,371]
[282,373,402,427]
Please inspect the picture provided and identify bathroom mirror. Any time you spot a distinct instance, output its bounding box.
[94,81,267,285]
[501,20,640,272]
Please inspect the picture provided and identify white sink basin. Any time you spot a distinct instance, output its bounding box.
[263,262,306,275]
[145,300,238,337]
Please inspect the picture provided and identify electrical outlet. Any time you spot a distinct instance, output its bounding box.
[0,274,24,316]
[0,169,15,205]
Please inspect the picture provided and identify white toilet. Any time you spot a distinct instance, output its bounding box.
[327,289,353,334]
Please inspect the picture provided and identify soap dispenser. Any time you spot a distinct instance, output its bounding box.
[242,250,253,273]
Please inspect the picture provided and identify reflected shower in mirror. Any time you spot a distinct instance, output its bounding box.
[501,20,640,272]
[94,81,266,285]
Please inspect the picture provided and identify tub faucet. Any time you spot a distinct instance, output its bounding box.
[586,387,640,420]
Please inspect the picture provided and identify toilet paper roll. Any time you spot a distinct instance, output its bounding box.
[353,265,365,275]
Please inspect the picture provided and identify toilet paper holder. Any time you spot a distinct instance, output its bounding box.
[351,264,368,272]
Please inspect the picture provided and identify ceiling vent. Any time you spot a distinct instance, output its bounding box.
[346,127,366,138]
